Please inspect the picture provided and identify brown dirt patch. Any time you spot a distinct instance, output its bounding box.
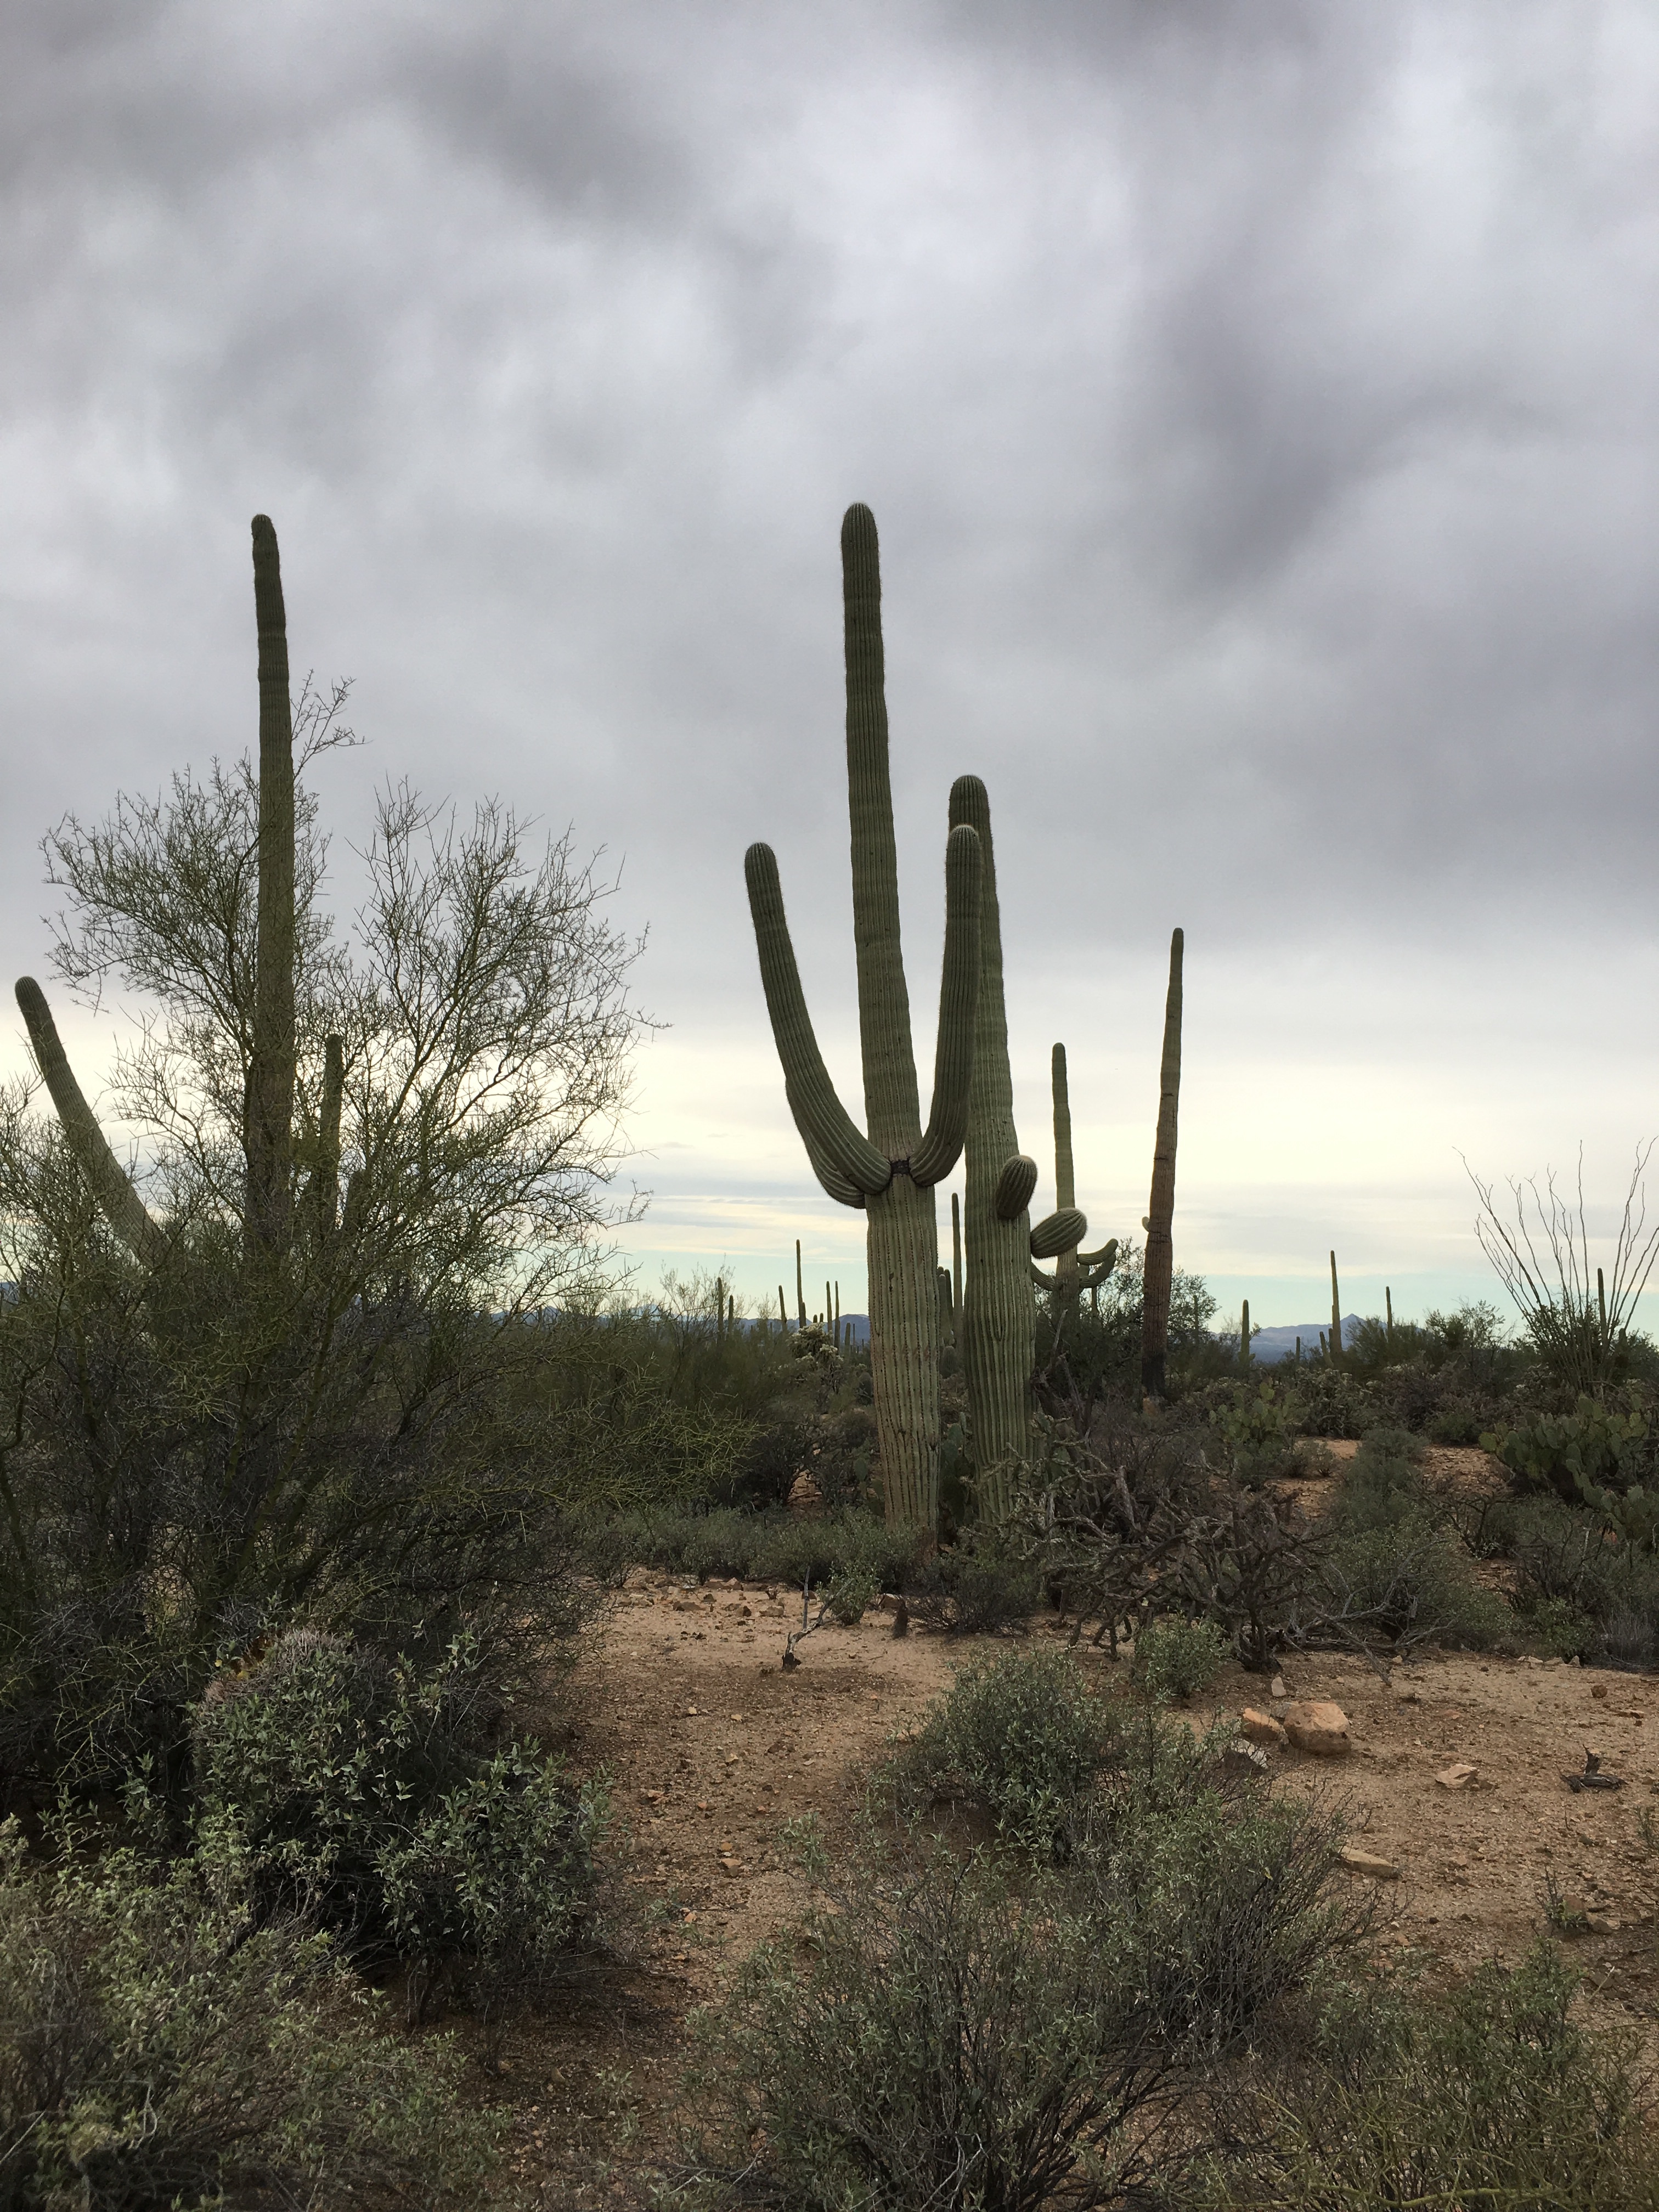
[456,1550,1659,2202]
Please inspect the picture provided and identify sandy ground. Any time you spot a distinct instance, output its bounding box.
[481,1446,1659,2200]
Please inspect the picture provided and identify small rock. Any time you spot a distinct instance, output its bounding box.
[1592,1683,1609,1701]
[1239,1706,1288,1748]
[1435,1762,1478,1791]
[1269,1674,1288,1700]
[1339,1846,1400,1879]
[1284,1699,1351,1756]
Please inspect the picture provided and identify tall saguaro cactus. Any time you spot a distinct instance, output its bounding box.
[16,515,306,1269]
[1140,927,1184,1400]
[745,505,983,1531]
[1030,1042,1118,1305]
[246,515,297,1255]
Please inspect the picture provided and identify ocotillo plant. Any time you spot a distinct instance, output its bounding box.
[1140,927,1184,1400]
[16,516,318,1269]
[1030,1042,1118,1305]
[947,774,1080,1510]
[746,505,983,1531]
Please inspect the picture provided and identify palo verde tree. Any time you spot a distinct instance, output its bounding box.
[2,516,644,1791]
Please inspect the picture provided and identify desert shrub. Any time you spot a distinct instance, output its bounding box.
[1132,1615,1229,1703]
[1425,1398,1486,1444]
[1465,1492,1659,1661]
[885,1647,1123,1856]
[1070,1785,1367,2057]
[1316,1517,1512,1654]
[1209,1379,1307,1487]
[1194,1940,1659,2212]
[934,1535,1044,1633]
[684,1842,1176,2212]
[1291,1364,1380,1440]
[0,1815,496,2212]
[1329,1428,1436,1534]
[688,1779,1364,2211]
[191,1628,606,2001]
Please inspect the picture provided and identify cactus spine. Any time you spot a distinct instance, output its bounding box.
[1139,927,1184,1400]
[745,506,983,1531]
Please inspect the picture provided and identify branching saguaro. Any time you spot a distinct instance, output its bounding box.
[746,505,981,1532]
[1139,927,1184,1401]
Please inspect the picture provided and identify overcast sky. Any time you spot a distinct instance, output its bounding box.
[4,1,1658,1329]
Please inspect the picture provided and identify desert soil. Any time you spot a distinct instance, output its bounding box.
[483,1442,1659,2203]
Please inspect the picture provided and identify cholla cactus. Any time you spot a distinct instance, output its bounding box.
[744,505,983,1532]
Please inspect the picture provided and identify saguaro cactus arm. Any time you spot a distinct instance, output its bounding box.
[1030,1207,1087,1261]
[15,977,165,1266]
[788,1077,866,1209]
[995,1154,1039,1221]
[745,842,891,1198]
[909,821,981,1187]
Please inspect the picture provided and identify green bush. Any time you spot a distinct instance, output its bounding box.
[687,1776,1365,2211]
[0,1815,498,2211]
[1330,1429,1436,1534]
[1070,1784,1365,2056]
[885,1647,1122,1858]
[1194,1940,1659,2212]
[684,1843,1173,2212]
[1132,1614,1230,1703]
[1318,1517,1512,1654]
[1209,1379,1306,1487]
[191,1628,605,2005]
[1291,1365,1380,1440]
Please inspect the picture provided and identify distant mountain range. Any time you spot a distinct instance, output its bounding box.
[1240,1317,1368,1364]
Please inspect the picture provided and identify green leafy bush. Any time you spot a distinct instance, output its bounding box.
[1291,1365,1379,1440]
[1194,1941,1659,2212]
[684,1843,1174,2212]
[191,1628,606,2005]
[1330,1429,1436,1534]
[687,1776,1365,2211]
[0,1816,497,2211]
[885,1647,1122,1857]
[1132,1614,1230,1702]
[1318,1518,1512,1654]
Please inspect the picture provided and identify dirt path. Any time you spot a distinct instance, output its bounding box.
[493,1531,1659,2201]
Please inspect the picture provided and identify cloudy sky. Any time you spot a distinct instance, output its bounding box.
[3,1,1658,1331]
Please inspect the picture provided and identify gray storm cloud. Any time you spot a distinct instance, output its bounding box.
[2,1,1656,1313]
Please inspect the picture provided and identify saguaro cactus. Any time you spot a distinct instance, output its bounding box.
[745,505,983,1531]
[947,775,1081,1511]
[16,515,306,1269]
[1329,1251,1344,1361]
[1140,927,1184,1400]
[1030,1042,1118,1305]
